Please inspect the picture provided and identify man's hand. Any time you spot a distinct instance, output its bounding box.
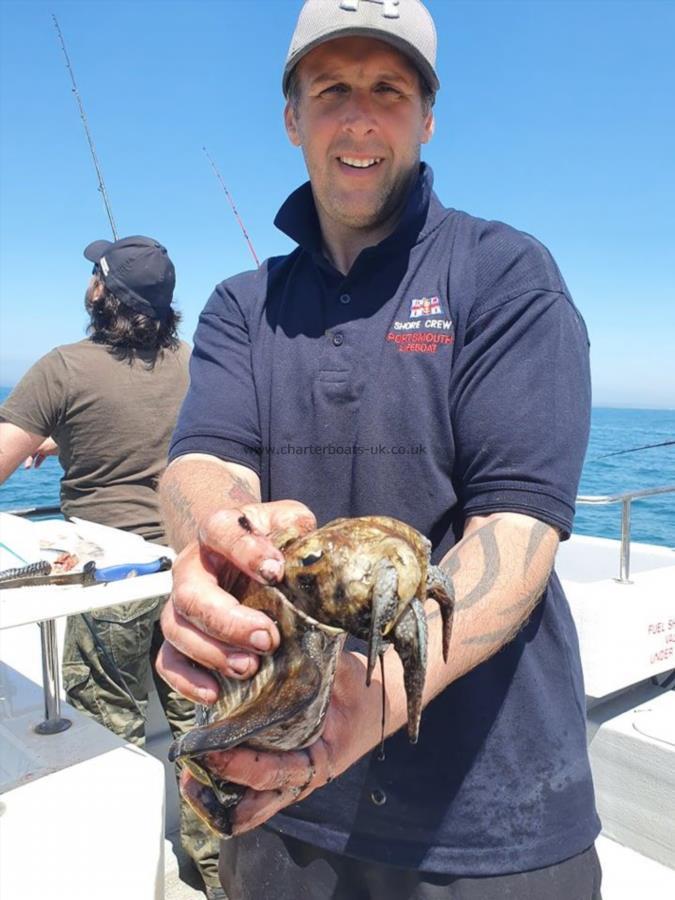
[24,436,58,469]
[178,647,399,836]
[156,498,317,697]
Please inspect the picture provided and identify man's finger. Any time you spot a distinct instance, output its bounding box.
[230,788,291,835]
[155,640,220,704]
[178,776,306,839]
[171,542,281,652]
[204,734,334,795]
[161,597,262,678]
[178,765,305,838]
[199,500,316,585]
[203,746,315,793]
[227,738,336,834]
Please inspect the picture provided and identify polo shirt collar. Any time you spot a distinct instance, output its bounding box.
[274,163,447,261]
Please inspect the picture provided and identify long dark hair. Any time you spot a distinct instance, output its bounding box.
[86,275,181,362]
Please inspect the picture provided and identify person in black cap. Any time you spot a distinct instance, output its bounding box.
[0,235,224,898]
[156,1,601,898]
[83,235,177,323]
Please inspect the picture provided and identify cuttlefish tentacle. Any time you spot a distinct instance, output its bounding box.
[427,565,454,662]
[366,558,398,686]
[391,597,428,744]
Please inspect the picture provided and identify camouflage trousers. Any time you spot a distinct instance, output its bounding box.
[62,594,221,891]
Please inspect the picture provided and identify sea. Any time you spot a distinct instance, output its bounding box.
[0,387,673,548]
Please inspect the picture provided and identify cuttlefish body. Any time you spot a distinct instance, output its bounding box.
[169,515,454,836]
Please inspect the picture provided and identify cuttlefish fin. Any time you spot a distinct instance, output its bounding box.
[169,657,323,763]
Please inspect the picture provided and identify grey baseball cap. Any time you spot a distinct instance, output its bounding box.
[283,0,440,97]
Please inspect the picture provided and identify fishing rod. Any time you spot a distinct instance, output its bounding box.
[595,439,675,460]
[52,14,118,239]
[203,146,260,268]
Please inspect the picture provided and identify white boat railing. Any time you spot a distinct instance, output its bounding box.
[577,484,675,583]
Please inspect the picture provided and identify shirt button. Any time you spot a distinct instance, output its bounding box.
[370,789,387,806]
[332,333,344,347]
[339,293,351,305]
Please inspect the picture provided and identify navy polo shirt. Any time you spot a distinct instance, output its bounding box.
[171,164,600,875]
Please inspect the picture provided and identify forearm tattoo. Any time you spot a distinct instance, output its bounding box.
[165,477,198,535]
[453,520,500,612]
[463,577,547,646]
[485,519,552,621]
[524,520,550,571]
[163,466,257,547]
[430,519,553,649]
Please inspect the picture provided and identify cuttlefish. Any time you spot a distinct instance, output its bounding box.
[169,515,454,836]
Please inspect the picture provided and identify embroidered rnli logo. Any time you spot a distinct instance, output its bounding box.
[387,302,454,354]
[409,296,442,318]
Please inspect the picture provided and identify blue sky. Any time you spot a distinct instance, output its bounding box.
[0,0,673,408]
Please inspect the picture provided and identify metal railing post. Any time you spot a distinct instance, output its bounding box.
[618,498,632,584]
[35,619,72,735]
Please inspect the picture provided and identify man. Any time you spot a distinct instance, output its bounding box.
[157,1,602,898]
[0,236,223,899]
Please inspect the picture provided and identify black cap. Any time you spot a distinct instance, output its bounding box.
[83,235,176,321]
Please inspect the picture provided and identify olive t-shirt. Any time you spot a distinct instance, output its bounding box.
[0,339,190,542]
